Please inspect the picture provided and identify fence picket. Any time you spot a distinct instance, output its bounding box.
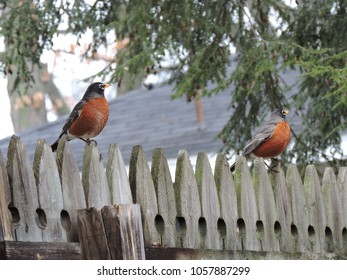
[303,165,326,253]
[151,148,178,247]
[253,159,279,251]
[106,144,133,204]
[33,139,67,241]
[233,156,261,251]
[6,136,42,241]
[269,161,294,252]
[195,152,222,249]
[0,149,14,241]
[174,150,201,248]
[82,143,111,208]
[286,164,310,252]
[56,140,86,242]
[337,167,347,255]
[129,145,160,247]
[321,168,344,253]
[214,154,241,250]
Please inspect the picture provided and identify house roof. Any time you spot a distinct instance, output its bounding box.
[0,84,235,166]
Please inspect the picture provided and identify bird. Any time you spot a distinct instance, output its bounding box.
[230,109,291,172]
[51,82,110,152]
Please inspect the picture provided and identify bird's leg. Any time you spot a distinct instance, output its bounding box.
[86,139,98,146]
[78,137,98,147]
[77,137,87,143]
[263,160,278,173]
[266,158,281,173]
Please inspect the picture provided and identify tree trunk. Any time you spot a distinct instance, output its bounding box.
[7,63,69,133]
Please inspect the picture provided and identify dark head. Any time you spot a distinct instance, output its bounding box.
[82,82,110,99]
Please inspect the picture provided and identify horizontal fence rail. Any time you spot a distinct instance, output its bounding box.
[0,135,347,259]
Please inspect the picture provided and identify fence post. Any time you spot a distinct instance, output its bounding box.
[102,204,145,260]
[77,207,111,260]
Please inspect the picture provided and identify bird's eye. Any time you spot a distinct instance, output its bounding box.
[281,109,289,115]
[98,84,105,89]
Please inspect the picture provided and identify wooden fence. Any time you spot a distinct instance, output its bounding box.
[0,135,346,260]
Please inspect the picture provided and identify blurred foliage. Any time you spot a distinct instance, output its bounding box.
[0,0,347,164]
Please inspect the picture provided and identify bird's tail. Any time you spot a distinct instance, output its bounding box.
[230,162,236,172]
[51,140,59,152]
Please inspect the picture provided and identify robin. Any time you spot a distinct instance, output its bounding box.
[51,82,110,152]
[230,109,290,172]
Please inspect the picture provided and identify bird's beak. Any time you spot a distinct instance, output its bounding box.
[104,83,111,88]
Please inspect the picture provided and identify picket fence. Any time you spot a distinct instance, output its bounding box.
[0,135,346,260]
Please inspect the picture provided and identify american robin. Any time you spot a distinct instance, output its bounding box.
[51,82,110,152]
[230,109,290,172]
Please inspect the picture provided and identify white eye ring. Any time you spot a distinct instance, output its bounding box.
[98,84,104,89]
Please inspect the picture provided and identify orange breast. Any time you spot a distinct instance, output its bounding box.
[69,97,109,139]
[253,121,290,158]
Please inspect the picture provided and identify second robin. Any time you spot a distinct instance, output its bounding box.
[51,82,110,152]
[230,109,291,172]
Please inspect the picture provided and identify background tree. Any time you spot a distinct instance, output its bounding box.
[0,0,346,164]
[1,0,70,132]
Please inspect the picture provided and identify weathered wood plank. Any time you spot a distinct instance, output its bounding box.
[214,154,241,250]
[174,150,201,248]
[102,204,145,260]
[303,165,326,253]
[0,150,14,241]
[269,160,294,252]
[106,144,133,204]
[151,148,178,247]
[195,152,221,249]
[33,139,67,242]
[233,156,261,251]
[82,143,111,208]
[286,164,310,252]
[0,241,80,260]
[145,247,345,260]
[56,139,86,242]
[77,207,110,260]
[337,167,347,255]
[6,136,42,241]
[253,159,279,251]
[321,168,344,253]
[129,145,160,247]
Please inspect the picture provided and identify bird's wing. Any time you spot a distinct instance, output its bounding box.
[58,100,86,138]
[242,123,275,156]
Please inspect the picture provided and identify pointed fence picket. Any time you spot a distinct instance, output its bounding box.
[0,135,347,260]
